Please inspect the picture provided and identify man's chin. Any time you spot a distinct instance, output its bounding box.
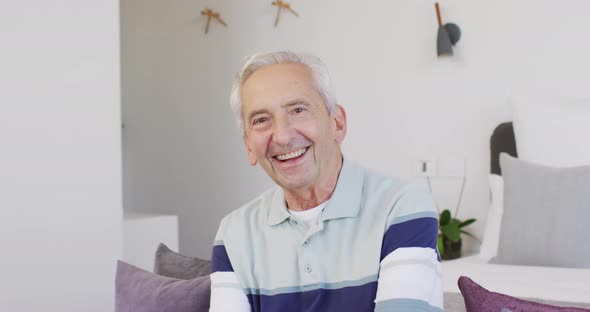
[275,175,313,192]
[263,162,316,191]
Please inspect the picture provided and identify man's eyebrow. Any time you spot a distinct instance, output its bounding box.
[246,101,309,121]
[281,100,309,108]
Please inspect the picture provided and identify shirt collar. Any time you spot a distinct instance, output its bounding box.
[266,157,364,226]
[320,158,363,221]
[267,187,290,226]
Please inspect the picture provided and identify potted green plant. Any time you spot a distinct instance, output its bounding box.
[437,209,476,260]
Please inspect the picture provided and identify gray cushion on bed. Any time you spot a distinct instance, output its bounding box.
[115,260,210,312]
[154,243,211,279]
[494,153,590,268]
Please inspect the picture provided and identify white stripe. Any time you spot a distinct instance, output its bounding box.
[210,272,251,312]
[211,271,241,285]
[381,247,439,266]
[375,247,443,309]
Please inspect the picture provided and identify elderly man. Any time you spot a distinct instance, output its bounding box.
[210,51,442,312]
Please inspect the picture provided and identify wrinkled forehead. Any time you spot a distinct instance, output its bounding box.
[241,63,323,113]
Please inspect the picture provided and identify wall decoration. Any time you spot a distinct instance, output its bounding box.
[272,1,299,27]
[435,2,461,57]
[201,8,227,34]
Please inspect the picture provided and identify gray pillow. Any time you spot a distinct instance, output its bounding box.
[154,243,212,279]
[115,260,210,312]
[495,153,590,268]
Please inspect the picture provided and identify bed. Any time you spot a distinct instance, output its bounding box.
[442,110,590,311]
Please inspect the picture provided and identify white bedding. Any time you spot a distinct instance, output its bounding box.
[442,254,590,303]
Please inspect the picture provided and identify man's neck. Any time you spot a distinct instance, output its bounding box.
[284,155,343,211]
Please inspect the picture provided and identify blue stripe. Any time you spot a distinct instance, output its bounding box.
[375,298,442,312]
[247,281,377,312]
[244,275,378,296]
[380,217,439,261]
[211,244,234,272]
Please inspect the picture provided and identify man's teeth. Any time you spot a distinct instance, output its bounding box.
[276,148,307,161]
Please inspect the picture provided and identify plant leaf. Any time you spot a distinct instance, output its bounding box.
[440,209,451,226]
[458,218,476,228]
[441,222,460,242]
[437,235,445,254]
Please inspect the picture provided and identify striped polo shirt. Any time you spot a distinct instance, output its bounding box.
[210,159,443,311]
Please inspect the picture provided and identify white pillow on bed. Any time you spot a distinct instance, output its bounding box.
[512,95,590,167]
[478,174,503,262]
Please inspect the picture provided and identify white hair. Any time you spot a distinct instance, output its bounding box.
[229,51,337,135]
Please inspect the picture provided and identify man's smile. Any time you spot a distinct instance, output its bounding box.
[272,146,309,162]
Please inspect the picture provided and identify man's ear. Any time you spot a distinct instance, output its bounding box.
[243,136,258,166]
[333,104,347,144]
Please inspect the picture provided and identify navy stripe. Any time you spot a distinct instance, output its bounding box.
[211,244,234,272]
[380,217,438,261]
[247,281,377,312]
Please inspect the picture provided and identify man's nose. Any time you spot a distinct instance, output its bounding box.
[271,119,295,146]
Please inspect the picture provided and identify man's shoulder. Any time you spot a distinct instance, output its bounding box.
[361,165,404,188]
[356,163,415,197]
[354,163,437,216]
[218,186,278,229]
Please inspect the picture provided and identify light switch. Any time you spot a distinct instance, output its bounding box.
[416,159,437,177]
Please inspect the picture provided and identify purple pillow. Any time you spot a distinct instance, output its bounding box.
[458,276,590,312]
[115,260,210,312]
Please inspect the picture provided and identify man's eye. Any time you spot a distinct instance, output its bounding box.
[294,107,304,113]
[252,117,267,125]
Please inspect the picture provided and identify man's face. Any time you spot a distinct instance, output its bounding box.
[241,63,346,192]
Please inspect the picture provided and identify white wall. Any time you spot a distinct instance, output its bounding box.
[0,1,122,311]
[122,0,590,258]
[123,213,179,271]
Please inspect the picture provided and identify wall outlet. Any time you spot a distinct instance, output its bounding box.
[416,159,437,177]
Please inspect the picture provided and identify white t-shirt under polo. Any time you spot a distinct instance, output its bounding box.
[288,201,327,228]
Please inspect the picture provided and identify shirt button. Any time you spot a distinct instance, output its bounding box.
[291,219,298,225]
[302,240,310,247]
[304,265,312,273]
